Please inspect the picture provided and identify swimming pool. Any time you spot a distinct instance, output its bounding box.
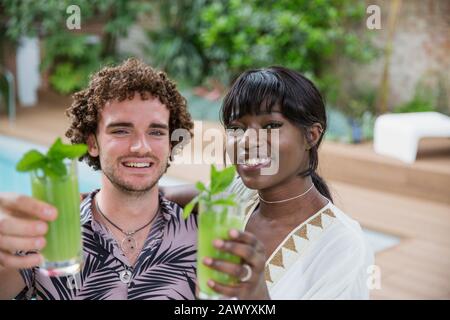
[0,135,188,194]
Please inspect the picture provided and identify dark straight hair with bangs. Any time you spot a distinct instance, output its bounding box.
[221,66,333,202]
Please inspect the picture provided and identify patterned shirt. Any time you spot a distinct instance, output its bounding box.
[17,190,198,300]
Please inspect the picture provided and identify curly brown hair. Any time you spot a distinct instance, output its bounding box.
[65,58,194,170]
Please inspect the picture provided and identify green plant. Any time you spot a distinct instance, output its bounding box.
[16,138,87,178]
[361,111,376,141]
[343,87,377,121]
[42,33,109,94]
[183,164,236,219]
[1,0,151,94]
[330,84,377,143]
[1,0,150,43]
[393,74,448,115]
[147,0,376,92]
[146,0,209,85]
[198,0,376,87]
[393,92,436,114]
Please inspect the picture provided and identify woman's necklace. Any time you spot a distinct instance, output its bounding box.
[258,184,314,204]
[95,197,158,254]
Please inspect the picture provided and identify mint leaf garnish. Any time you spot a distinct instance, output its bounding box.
[183,164,236,219]
[16,150,46,172]
[195,181,207,192]
[16,137,87,177]
[210,165,236,195]
[182,195,200,219]
[45,159,68,177]
[47,137,88,161]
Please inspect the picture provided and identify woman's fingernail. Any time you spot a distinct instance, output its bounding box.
[229,229,239,238]
[203,257,212,265]
[208,280,215,287]
[213,239,224,248]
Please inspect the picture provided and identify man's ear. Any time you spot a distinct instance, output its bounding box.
[87,134,99,157]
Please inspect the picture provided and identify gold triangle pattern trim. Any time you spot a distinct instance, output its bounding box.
[270,250,284,268]
[309,214,323,228]
[322,208,335,218]
[294,224,308,240]
[265,265,273,283]
[283,236,297,252]
[265,207,337,287]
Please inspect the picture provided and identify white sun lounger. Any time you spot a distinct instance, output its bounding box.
[374,112,450,164]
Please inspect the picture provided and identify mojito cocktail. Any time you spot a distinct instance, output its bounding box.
[31,160,82,276]
[197,197,244,299]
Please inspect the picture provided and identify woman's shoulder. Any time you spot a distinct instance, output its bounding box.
[327,203,364,232]
[319,202,373,257]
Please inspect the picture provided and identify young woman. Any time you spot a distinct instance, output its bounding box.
[165,66,374,299]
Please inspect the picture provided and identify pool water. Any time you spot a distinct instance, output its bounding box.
[362,228,400,253]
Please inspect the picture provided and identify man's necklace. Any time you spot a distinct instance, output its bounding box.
[94,196,158,254]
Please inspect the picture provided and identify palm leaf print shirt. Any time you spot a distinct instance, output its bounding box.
[17,190,198,300]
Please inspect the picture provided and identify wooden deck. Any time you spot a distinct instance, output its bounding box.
[1,99,449,299]
[331,181,450,299]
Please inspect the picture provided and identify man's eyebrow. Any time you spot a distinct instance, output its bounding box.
[105,122,169,130]
[149,122,169,130]
[106,122,133,129]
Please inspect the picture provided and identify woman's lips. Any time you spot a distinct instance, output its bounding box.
[238,157,272,172]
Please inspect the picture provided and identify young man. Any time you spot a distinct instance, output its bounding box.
[0,59,198,299]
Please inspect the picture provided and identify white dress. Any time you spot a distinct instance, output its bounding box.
[227,176,374,300]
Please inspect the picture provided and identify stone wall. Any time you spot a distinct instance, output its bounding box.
[351,0,449,111]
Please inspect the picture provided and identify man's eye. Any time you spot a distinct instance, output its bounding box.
[150,130,166,136]
[112,130,128,135]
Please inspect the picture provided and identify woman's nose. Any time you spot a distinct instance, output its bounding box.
[237,127,262,150]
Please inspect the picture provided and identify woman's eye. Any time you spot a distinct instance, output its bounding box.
[226,125,244,131]
[264,122,282,130]
[226,126,246,139]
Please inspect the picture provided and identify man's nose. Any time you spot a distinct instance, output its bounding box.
[130,133,152,154]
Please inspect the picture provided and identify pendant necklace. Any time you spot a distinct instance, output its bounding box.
[95,196,158,254]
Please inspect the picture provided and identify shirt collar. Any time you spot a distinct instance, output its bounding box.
[80,189,178,228]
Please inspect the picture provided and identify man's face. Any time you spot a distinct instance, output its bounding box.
[88,93,171,194]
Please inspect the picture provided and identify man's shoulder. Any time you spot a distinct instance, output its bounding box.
[159,193,197,224]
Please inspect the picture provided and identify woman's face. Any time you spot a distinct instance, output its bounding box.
[225,107,310,191]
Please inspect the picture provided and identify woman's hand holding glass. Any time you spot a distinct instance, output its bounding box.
[202,229,270,300]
